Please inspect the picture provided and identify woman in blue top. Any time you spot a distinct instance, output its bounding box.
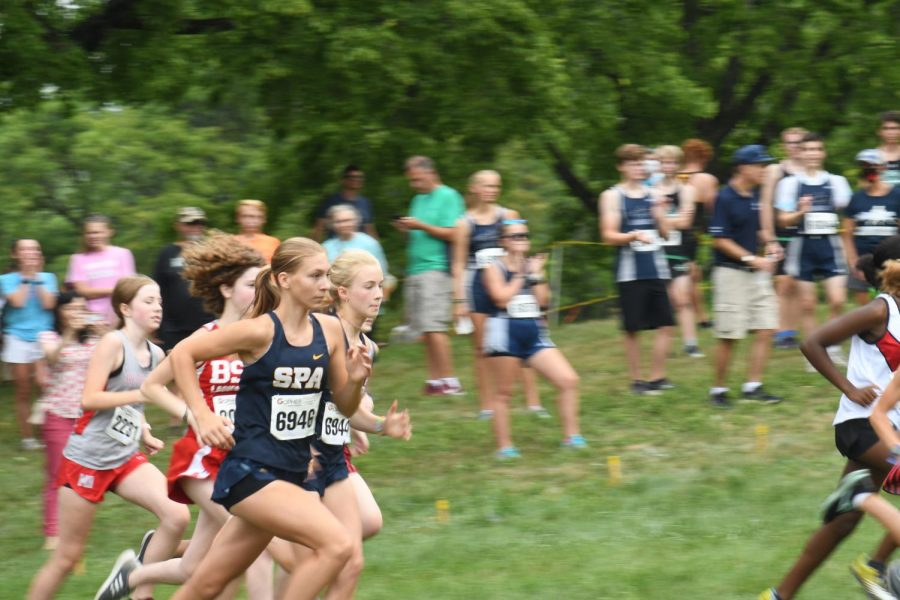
[481,220,585,458]
[0,239,59,451]
[168,237,371,600]
[452,170,544,420]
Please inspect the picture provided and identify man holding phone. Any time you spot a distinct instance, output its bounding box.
[394,156,465,396]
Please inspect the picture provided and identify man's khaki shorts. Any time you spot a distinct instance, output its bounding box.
[712,266,777,340]
[405,270,453,334]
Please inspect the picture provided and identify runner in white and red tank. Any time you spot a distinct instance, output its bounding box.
[763,235,900,600]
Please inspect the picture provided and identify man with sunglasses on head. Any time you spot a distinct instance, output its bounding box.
[600,144,675,396]
[312,164,378,241]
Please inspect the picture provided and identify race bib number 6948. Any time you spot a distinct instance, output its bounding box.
[270,393,320,441]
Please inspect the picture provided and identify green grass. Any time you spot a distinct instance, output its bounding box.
[1,317,896,599]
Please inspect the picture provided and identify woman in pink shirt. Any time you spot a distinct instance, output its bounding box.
[65,215,135,326]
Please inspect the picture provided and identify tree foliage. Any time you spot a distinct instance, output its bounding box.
[1,0,899,270]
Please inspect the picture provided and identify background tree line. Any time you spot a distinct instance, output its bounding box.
[1,0,899,283]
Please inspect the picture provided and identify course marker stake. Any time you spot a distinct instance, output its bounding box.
[756,423,769,454]
[436,499,450,523]
[608,455,622,485]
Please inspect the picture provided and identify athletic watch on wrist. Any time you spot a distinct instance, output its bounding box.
[740,255,755,263]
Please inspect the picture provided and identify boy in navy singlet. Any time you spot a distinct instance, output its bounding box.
[776,132,853,366]
[600,144,675,395]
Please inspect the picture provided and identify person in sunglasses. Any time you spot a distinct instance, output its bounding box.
[481,219,585,458]
[841,149,900,306]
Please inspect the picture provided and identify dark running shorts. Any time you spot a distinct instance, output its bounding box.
[212,456,319,511]
[617,279,675,333]
[834,418,880,461]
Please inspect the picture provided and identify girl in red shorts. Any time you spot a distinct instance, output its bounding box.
[94,233,273,600]
[28,276,191,600]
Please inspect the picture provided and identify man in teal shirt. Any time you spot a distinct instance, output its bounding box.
[394,155,465,395]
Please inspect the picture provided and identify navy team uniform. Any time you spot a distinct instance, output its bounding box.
[467,207,509,314]
[661,187,696,278]
[309,327,377,492]
[844,186,900,290]
[483,262,555,360]
[612,187,674,332]
[884,157,900,187]
[212,312,329,509]
[776,172,852,281]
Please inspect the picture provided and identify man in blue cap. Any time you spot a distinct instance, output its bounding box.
[775,132,853,367]
[707,144,784,408]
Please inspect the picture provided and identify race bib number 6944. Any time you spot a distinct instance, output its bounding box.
[320,401,351,445]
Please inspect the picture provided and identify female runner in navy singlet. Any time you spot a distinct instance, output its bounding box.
[452,170,543,418]
[481,220,585,458]
[94,233,272,600]
[283,249,412,599]
[168,238,371,600]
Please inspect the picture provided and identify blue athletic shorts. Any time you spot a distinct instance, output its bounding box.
[212,456,318,510]
[308,440,350,495]
[784,235,847,282]
[483,316,555,360]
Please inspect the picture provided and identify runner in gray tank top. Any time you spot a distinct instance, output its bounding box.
[28,276,192,600]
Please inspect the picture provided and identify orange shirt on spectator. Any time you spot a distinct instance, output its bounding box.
[235,233,280,263]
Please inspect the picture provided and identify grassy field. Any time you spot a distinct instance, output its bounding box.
[1,316,895,599]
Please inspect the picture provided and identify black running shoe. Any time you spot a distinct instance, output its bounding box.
[821,470,877,524]
[137,529,154,563]
[709,391,732,409]
[742,386,783,404]
[94,549,138,600]
[631,380,661,396]
[648,378,675,392]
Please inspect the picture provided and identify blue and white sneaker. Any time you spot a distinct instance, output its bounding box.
[94,549,138,600]
[561,435,588,449]
[495,447,521,459]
